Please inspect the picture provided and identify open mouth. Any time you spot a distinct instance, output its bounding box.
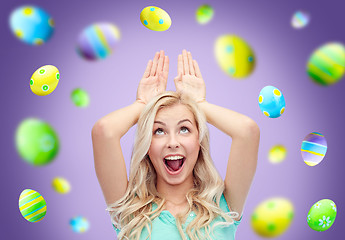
[164,157,185,172]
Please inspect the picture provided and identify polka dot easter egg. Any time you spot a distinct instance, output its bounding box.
[71,88,90,107]
[196,4,214,24]
[70,216,90,233]
[268,144,287,164]
[76,23,121,60]
[15,118,59,166]
[215,35,255,78]
[291,10,310,29]
[307,199,337,232]
[9,6,54,45]
[52,177,71,194]
[19,189,47,222]
[251,197,294,238]
[258,86,286,118]
[140,6,171,31]
[307,42,345,86]
[30,65,59,96]
[301,132,327,166]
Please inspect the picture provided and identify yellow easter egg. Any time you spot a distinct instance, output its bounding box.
[52,177,71,194]
[30,65,59,96]
[19,189,47,222]
[140,6,171,31]
[215,35,255,78]
[251,197,294,238]
[268,144,287,164]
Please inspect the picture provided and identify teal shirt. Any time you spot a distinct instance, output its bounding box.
[113,193,242,240]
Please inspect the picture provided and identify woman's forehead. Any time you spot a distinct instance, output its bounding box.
[155,104,194,123]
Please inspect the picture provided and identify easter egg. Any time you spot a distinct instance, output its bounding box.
[251,197,294,238]
[9,6,54,45]
[140,6,171,31]
[301,132,327,166]
[30,65,59,96]
[307,199,337,232]
[15,118,59,166]
[70,216,90,233]
[196,5,214,24]
[215,35,255,78]
[52,177,71,194]
[76,23,121,60]
[19,189,47,222]
[71,88,90,107]
[291,10,310,29]
[268,145,287,164]
[307,42,345,86]
[258,86,286,118]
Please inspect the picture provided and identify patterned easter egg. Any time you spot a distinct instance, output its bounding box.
[76,23,121,60]
[30,65,59,96]
[268,145,287,164]
[258,86,286,118]
[196,4,214,24]
[70,216,90,233]
[291,10,310,29]
[15,118,59,166]
[307,199,337,232]
[19,189,47,222]
[71,88,90,107]
[52,177,71,194]
[251,197,294,238]
[307,42,345,86]
[301,132,327,166]
[9,6,54,45]
[215,35,255,78]
[140,6,171,31]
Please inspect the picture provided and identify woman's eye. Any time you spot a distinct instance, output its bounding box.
[180,126,190,133]
[154,128,164,135]
[154,127,190,135]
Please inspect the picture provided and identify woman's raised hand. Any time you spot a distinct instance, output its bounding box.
[136,50,169,105]
[174,49,206,103]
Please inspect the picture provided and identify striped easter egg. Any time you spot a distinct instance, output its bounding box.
[307,42,345,86]
[19,189,47,222]
[301,132,327,166]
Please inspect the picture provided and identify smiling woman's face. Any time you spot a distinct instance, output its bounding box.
[148,103,200,185]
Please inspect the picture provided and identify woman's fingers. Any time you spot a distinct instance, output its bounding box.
[156,50,164,75]
[150,52,159,76]
[142,60,153,78]
[187,51,195,75]
[182,49,189,75]
[193,60,203,78]
[178,54,183,75]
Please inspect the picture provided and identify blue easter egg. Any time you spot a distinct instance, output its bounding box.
[9,6,54,45]
[258,86,286,118]
[70,216,90,233]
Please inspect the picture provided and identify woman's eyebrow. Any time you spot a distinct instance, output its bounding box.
[154,119,192,126]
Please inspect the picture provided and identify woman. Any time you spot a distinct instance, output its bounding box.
[91,50,260,240]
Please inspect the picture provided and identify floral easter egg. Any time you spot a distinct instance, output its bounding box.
[268,144,287,164]
[30,65,59,96]
[196,4,214,24]
[291,10,310,29]
[70,216,90,233]
[258,86,286,118]
[15,118,59,166]
[251,197,294,238]
[301,132,327,166]
[215,35,255,78]
[76,23,121,60]
[140,6,172,31]
[307,42,345,86]
[52,177,71,194]
[19,189,47,222]
[71,88,90,107]
[307,199,337,232]
[9,5,54,45]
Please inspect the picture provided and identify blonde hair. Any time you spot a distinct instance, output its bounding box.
[106,91,239,240]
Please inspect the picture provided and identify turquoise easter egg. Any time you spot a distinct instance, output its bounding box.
[19,189,47,222]
[301,132,327,166]
[196,4,214,24]
[70,216,90,233]
[9,6,54,45]
[76,23,121,60]
[258,86,286,118]
[291,10,310,29]
[307,42,345,86]
[307,199,337,232]
[140,6,171,31]
[15,118,59,166]
[215,35,256,78]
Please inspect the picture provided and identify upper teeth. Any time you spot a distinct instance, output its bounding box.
[165,156,184,160]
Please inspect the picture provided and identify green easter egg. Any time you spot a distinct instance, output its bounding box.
[196,4,214,24]
[71,88,90,107]
[307,199,337,232]
[19,189,47,222]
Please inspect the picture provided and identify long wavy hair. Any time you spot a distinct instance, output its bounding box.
[106,91,239,240]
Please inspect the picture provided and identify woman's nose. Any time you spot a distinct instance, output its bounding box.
[166,134,180,148]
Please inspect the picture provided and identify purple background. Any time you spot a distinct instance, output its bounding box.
[2,0,344,239]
